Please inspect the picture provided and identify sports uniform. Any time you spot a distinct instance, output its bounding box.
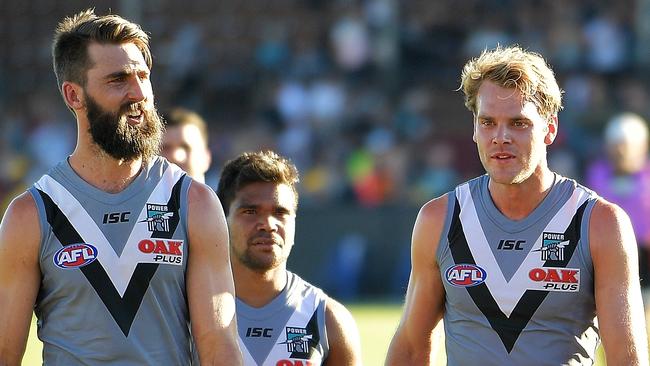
[237,272,329,366]
[438,174,600,365]
[30,157,195,365]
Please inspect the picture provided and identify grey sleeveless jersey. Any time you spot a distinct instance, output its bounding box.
[437,174,600,366]
[236,271,329,366]
[29,157,195,365]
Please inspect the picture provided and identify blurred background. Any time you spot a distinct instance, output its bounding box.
[2,0,650,304]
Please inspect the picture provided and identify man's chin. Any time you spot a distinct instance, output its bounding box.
[244,257,281,272]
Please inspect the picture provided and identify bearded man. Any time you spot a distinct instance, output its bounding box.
[0,9,242,366]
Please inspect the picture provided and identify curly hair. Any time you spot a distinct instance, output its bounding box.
[460,45,563,119]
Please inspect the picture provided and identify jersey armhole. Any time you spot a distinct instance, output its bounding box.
[28,186,48,262]
[579,198,598,280]
[179,175,192,246]
[318,295,329,361]
[436,191,457,264]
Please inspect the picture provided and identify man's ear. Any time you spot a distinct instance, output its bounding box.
[544,115,558,145]
[62,81,85,111]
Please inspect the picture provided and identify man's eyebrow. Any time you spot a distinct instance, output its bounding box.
[235,203,258,210]
[103,66,148,80]
[103,70,131,80]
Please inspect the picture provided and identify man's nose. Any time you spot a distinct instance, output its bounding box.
[126,77,147,102]
[257,215,279,231]
[492,124,512,144]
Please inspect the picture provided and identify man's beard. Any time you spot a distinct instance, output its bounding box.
[85,93,163,162]
[233,235,290,273]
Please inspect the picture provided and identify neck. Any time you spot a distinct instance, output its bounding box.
[68,145,144,194]
[488,167,556,221]
[232,262,288,308]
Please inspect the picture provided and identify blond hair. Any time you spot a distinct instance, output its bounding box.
[460,45,563,119]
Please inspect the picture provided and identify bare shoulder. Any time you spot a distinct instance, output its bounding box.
[589,197,630,228]
[4,190,38,216]
[186,180,225,222]
[187,179,219,203]
[1,191,39,236]
[412,193,450,261]
[0,191,40,266]
[325,297,358,331]
[589,197,636,255]
[185,180,228,251]
[418,193,450,220]
[324,297,362,365]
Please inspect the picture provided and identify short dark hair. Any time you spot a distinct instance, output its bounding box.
[217,151,300,216]
[162,107,209,147]
[52,8,152,90]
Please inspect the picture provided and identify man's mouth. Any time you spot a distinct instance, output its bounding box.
[250,235,280,247]
[491,152,515,160]
[252,239,276,246]
[126,109,144,125]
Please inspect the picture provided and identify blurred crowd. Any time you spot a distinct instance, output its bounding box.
[1,0,649,212]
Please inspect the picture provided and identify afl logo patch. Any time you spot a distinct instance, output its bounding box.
[53,243,98,269]
[445,264,487,287]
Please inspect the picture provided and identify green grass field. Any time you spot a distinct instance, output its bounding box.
[23,302,611,365]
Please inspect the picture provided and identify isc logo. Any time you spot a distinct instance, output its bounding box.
[445,264,487,287]
[497,239,525,250]
[102,211,130,224]
[54,243,98,269]
[246,327,272,338]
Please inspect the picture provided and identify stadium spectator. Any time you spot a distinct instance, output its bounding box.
[217,150,362,365]
[161,107,212,183]
[586,113,650,299]
[0,9,241,365]
[386,46,649,365]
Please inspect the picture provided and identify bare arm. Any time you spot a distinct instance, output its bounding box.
[323,298,362,366]
[0,193,41,366]
[591,199,649,365]
[385,195,448,365]
[186,182,242,365]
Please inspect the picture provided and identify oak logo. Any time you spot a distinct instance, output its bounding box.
[528,267,580,292]
[138,239,184,265]
[276,360,316,366]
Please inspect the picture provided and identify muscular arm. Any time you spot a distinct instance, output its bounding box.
[323,298,362,366]
[385,195,448,365]
[186,182,242,365]
[591,199,649,365]
[0,193,41,366]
